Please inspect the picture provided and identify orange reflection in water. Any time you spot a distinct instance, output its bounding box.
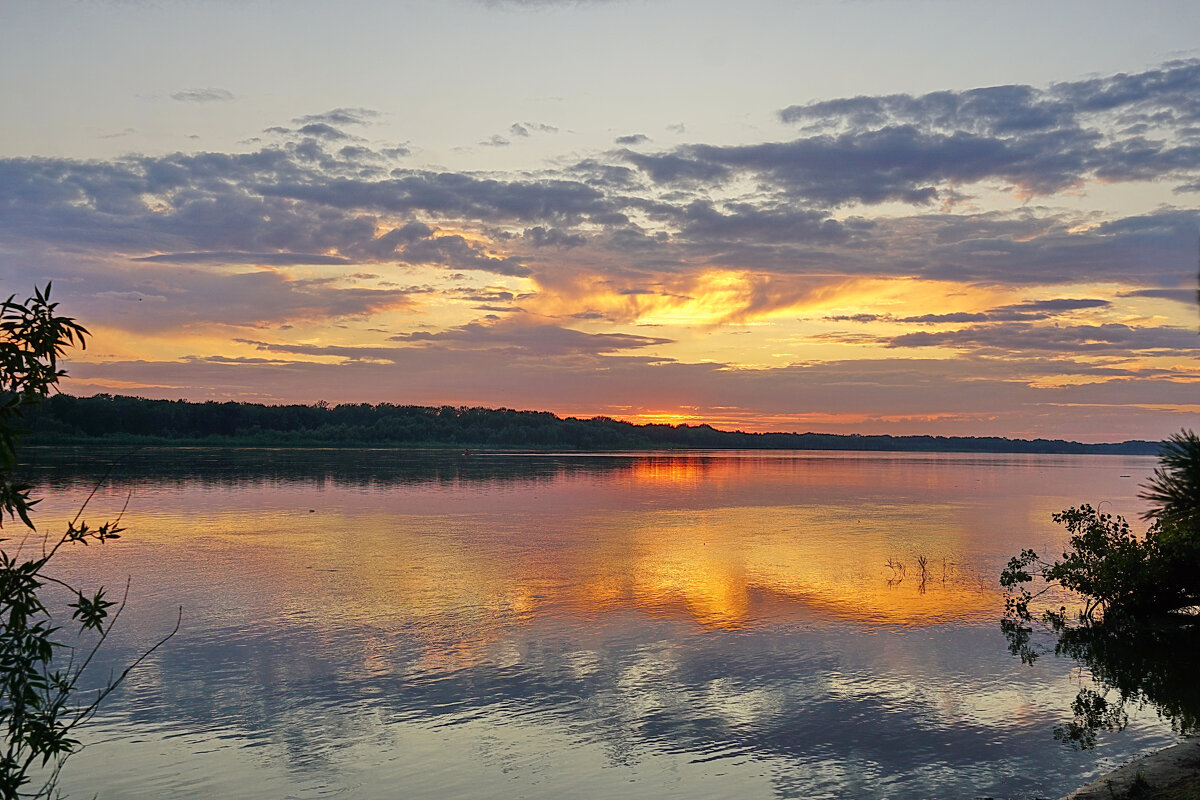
[97,502,997,649]
[45,450,1119,655]
[628,456,725,487]
[622,505,995,629]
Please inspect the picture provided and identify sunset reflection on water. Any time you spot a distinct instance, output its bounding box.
[24,448,1173,800]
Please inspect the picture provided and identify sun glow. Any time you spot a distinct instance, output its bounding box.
[621,410,705,426]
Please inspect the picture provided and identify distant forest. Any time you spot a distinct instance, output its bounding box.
[24,394,1163,454]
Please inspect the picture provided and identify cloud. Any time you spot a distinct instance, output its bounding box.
[260,170,612,223]
[296,123,352,140]
[2,250,421,333]
[171,88,234,103]
[133,251,353,266]
[1,114,1193,295]
[614,134,649,146]
[387,320,674,356]
[885,322,1200,356]
[780,60,1200,135]
[1119,287,1199,304]
[676,201,856,245]
[523,226,586,248]
[617,60,1200,205]
[824,313,884,323]
[451,288,517,304]
[292,108,379,127]
[868,298,1114,325]
[510,122,558,137]
[395,234,531,277]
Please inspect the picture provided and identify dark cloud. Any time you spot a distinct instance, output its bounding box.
[677,201,855,245]
[292,108,379,127]
[0,132,1191,293]
[0,141,608,279]
[886,322,1200,356]
[395,234,531,277]
[824,314,883,323]
[10,259,421,332]
[509,122,558,137]
[568,158,641,189]
[171,88,234,103]
[626,127,1083,204]
[615,60,1200,206]
[890,299,1111,324]
[868,208,1200,286]
[296,123,352,141]
[523,226,586,248]
[1001,298,1111,312]
[387,321,673,356]
[259,170,611,224]
[895,312,989,324]
[452,289,516,304]
[1119,288,1199,304]
[133,251,352,266]
[781,60,1200,135]
[614,134,649,146]
[620,149,731,184]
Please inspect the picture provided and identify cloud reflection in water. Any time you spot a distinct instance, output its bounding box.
[25,448,1171,799]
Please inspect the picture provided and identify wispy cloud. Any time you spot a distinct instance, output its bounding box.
[171,88,235,103]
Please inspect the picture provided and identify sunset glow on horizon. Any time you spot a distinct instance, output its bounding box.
[3,0,1198,442]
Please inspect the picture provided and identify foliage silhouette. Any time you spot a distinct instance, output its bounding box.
[24,394,1164,453]
[1001,429,1200,748]
[1140,429,1200,534]
[1001,430,1200,623]
[0,285,177,798]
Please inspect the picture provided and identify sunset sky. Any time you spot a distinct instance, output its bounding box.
[2,0,1198,442]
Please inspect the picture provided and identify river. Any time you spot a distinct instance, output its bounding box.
[18,447,1182,799]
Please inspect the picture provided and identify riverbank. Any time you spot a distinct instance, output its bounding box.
[25,394,1165,454]
[1060,740,1200,800]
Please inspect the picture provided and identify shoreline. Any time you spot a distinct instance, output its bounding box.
[1059,740,1200,800]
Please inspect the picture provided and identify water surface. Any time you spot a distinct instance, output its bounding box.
[21,448,1177,799]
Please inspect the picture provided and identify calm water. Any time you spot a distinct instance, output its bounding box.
[18,448,1182,799]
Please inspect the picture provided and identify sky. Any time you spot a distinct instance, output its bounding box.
[2,0,1198,442]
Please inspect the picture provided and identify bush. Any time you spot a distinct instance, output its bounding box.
[0,285,175,798]
[1140,429,1200,535]
[1001,429,1200,623]
[1001,430,1200,749]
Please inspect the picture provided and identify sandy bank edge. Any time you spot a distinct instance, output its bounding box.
[1059,740,1200,800]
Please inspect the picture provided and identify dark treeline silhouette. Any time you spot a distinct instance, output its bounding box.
[26,394,1163,454]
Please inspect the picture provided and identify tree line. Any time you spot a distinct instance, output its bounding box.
[25,393,1164,453]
